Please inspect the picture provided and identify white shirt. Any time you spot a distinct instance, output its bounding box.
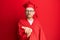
[27,19,34,25]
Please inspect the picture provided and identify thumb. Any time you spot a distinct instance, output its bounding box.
[22,27,26,30]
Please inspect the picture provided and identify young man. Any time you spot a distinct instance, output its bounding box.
[18,1,46,40]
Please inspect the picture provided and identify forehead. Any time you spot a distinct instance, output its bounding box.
[26,7,34,10]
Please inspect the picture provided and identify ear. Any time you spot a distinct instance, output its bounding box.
[33,11,35,15]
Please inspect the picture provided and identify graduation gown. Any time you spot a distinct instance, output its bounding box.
[18,18,46,40]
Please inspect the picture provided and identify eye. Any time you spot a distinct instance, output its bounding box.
[30,10,34,12]
[26,10,34,12]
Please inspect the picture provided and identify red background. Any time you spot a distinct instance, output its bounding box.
[0,0,59,40]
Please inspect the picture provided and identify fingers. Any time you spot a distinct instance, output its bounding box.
[30,29,32,32]
[27,32,31,37]
[27,29,32,38]
[22,26,30,30]
[22,26,26,29]
[22,26,32,33]
[22,26,32,37]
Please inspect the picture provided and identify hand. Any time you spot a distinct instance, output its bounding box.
[22,26,32,38]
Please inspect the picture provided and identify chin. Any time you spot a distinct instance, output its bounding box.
[26,15,33,18]
[27,16,32,18]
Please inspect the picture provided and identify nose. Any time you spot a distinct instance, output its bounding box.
[28,11,30,14]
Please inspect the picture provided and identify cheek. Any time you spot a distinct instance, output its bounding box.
[31,12,35,15]
[30,13,35,16]
[25,12,28,15]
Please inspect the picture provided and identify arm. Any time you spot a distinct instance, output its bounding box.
[37,19,46,40]
[18,21,27,40]
[39,27,46,40]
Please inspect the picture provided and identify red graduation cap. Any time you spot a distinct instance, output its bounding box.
[23,1,37,9]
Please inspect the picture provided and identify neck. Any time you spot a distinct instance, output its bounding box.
[27,17,33,21]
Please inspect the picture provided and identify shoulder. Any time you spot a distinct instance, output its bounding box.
[34,18,42,28]
[34,18,40,24]
[18,19,26,27]
[18,18,26,23]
